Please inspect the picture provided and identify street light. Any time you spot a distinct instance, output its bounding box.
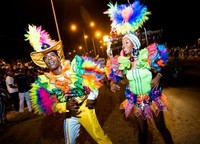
[89,22,97,56]
[90,21,95,27]
[70,22,103,57]
[70,24,77,31]
[78,45,85,54]
[79,46,83,50]
[70,24,88,55]
[83,29,88,54]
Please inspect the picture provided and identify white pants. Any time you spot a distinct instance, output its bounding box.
[64,117,81,144]
[19,91,32,112]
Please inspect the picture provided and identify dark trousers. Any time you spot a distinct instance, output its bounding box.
[10,92,19,111]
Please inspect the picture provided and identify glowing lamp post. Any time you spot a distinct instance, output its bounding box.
[70,24,88,54]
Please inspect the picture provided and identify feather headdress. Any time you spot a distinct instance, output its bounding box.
[24,24,56,52]
[104,0,151,35]
[24,24,64,68]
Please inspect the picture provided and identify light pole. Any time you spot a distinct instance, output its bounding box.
[82,29,88,54]
[92,31,102,56]
[143,27,149,46]
[50,0,61,41]
[92,37,97,56]
[70,24,88,55]
[89,22,98,57]
[70,22,102,57]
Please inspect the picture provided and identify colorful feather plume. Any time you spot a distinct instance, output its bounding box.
[30,82,57,115]
[24,24,56,52]
[104,0,151,35]
[147,43,168,71]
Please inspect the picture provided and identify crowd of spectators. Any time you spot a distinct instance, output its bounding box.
[0,58,47,90]
[0,58,50,116]
[169,45,200,60]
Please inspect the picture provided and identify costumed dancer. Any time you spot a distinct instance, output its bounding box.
[24,24,112,144]
[104,1,173,143]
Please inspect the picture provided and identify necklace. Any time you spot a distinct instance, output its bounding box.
[130,49,139,62]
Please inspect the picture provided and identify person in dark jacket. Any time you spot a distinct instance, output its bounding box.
[14,68,32,113]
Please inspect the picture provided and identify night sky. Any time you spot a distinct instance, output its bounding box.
[0,0,199,60]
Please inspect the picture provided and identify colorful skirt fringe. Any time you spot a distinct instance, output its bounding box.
[119,85,168,120]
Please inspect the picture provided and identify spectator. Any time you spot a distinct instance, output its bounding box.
[5,70,19,112]
[14,68,32,113]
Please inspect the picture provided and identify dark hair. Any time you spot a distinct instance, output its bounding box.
[43,50,59,61]
[50,50,59,56]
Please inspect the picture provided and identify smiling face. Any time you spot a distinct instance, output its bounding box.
[122,36,134,56]
[43,51,61,72]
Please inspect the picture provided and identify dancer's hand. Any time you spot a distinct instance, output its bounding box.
[151,73,162,89]
[110,81,120,92]
[66,98,80,115]
[86,99,96,109]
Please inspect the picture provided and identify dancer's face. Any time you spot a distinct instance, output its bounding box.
[43,51,61,71]
[122,37,134,56]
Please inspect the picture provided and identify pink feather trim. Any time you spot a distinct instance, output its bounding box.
[39,87,55,115]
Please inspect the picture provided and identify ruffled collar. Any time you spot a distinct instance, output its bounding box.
[44,60,71,93]
[118,49,150,74]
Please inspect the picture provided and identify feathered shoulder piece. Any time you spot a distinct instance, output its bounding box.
[104,0,151,35]
[147,43,168,71]
[30,75,58,115]
[70,55,105,92]
[71,55,105,75]
[24,24,56,52]
[104,55,124,83]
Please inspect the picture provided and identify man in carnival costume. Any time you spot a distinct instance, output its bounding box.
[24,24,112,144]
[104,1,173,143]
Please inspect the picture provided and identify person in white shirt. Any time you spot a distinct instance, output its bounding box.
[5,70,19,112]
